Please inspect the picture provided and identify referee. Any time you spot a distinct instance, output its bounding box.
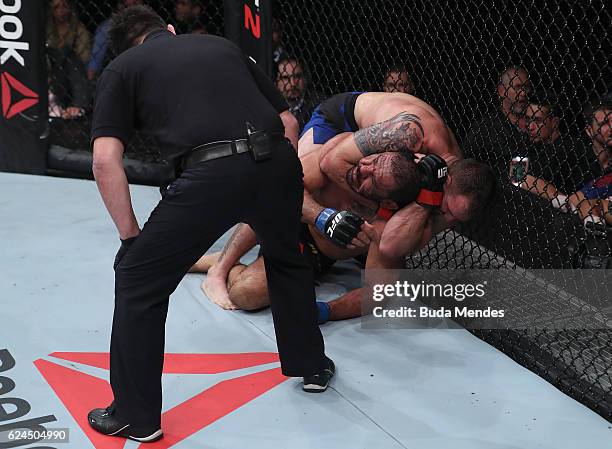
[87,6,333,442]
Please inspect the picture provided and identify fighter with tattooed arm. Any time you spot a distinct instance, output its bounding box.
[308,92,494,320]
[197,92,495,320]
[317,92,469,258]
[299,92,461,162]
[193,139,421,311]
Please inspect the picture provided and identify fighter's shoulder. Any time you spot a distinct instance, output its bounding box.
[373,101,437,132]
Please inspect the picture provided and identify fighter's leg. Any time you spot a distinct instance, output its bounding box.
[202,223,257,305]
[226,257,271,310]
[200,263,245,310]
[189,251,221,272]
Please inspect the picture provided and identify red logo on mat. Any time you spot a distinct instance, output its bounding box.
[1,71,39,119]
[34,352,287,449]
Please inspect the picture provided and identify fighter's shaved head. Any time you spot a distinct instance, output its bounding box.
[447,158,496,218]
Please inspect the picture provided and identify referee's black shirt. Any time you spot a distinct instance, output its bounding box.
[91,30,288,162]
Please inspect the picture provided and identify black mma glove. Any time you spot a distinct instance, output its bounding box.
[315,208,364,247]
[114,236,137,270]
[416,154,448,208]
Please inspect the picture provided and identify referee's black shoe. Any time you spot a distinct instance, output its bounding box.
[88,406,163,443]
[303,356,335,392]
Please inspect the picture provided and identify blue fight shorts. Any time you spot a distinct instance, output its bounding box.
[300,92,364,144]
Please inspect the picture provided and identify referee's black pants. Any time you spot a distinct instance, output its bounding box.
[110,141,327,427]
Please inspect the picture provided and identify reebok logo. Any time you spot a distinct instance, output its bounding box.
[34,351,287,449]
[0,0,38,119]
[0,0,30,66]
[1,71,38,119]
[0,349,58,449]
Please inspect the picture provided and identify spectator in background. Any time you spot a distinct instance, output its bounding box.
[48,47,91,119]
[498,66,531,131]
[569,95,611,225]
[276,57,323,132]
[87,0,144,80]
[272,17,289,65]
[520,88,595,193]
[512,90,606,224]
[46,0,91,64]
[583,93,612,174]
[174,0,205,34]
[464,66,532,174]
[382,66,415,95]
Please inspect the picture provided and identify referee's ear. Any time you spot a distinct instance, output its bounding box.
[167,24,176,35]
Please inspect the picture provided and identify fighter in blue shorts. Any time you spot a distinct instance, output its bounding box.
[298,92,364,155]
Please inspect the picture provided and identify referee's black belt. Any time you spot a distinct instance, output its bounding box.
[182,133,285,170]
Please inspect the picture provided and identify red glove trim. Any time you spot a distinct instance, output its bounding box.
[376,207,394,221]
[416,189,444,207]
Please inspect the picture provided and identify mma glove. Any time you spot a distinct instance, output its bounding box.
[315,208,364,248]
[114,236,137,270]
[416,154,448,208]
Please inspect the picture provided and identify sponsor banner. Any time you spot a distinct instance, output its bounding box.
[0,0,47,174]
[0,348,286,449]
[224,0,273,78]
[0,349,59,449]
[361,269,611,330]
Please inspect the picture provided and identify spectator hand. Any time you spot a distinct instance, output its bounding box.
[550,193,570,212]
[114,237,137,270]
[508,159,529,187]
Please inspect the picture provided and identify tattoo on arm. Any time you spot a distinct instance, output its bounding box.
[354,112,425,156]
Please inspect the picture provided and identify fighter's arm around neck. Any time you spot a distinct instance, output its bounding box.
[354,111,425,155]
[318,112,459,193]
[378,203,450,259]
[354,110,461,161]
[319,112,426,186]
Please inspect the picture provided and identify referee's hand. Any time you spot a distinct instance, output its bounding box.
[114,237,137,270]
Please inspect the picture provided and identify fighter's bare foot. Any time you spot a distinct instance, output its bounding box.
[189,252,222,273]
[202,264,236,310]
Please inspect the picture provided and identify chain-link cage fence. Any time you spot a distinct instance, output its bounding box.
[45,0,224,182]
[274,0,611,421]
